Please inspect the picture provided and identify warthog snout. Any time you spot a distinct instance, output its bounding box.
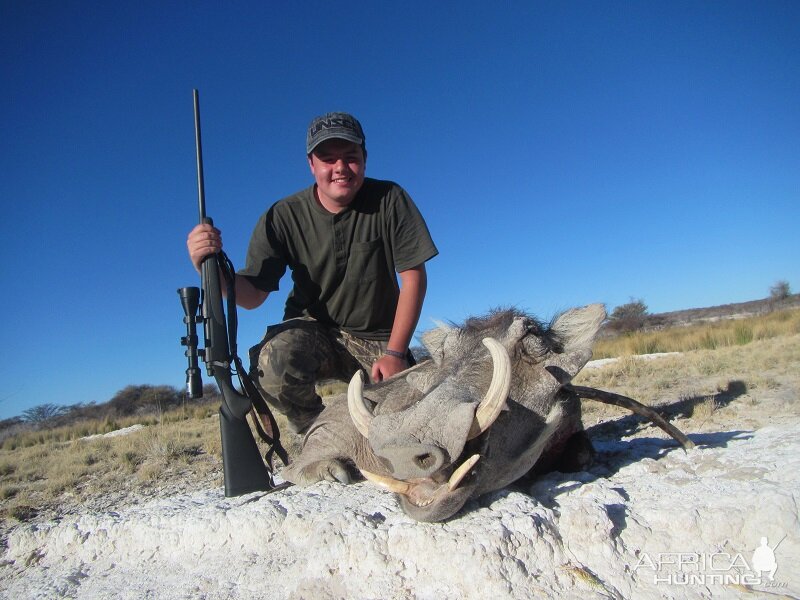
[377,444,448,479]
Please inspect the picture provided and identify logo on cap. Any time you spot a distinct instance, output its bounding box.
[306,112,365,154]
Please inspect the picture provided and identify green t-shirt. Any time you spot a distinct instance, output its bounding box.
[238,178,438,340]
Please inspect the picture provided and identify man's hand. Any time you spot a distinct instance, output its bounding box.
[370,265,427,382]
[186,223,269,310]
[187,223,222,273]
[371,354,407,382]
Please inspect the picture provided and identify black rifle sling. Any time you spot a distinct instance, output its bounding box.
[217,252,290,469]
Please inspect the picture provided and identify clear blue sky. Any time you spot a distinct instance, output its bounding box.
[1,1,798,420]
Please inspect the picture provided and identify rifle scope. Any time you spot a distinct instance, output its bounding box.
[178,286,204,398]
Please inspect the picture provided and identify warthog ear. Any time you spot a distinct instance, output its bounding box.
[421,321,456,365]
[551,304,606,352]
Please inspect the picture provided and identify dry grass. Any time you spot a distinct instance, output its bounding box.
[0,402,218,451]
[576,332,800,428]
[0,398,309,527]
[0,411,222,523]
[689,395,719,421]
[316,380,348,397]
[593,307,800,358]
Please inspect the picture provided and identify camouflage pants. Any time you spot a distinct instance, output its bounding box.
[248,318,396,428]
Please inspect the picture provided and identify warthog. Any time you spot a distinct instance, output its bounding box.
[282,304,693,522]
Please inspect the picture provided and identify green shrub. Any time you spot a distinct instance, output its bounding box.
[733,324,754,345]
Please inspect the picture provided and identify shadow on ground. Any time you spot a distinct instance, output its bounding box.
[584,379,748,442]
[495,426,754,514]
[475,382,753,514]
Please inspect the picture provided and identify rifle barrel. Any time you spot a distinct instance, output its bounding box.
[193,89,207,223]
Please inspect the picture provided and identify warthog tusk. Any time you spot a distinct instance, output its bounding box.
[447,454,480,491]
[360,453,481,499]
[359,469,413,495]
[467,338,512,439]
[348,370,373,438]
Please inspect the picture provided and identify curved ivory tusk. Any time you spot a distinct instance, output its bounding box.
[348,370,373,438]
[448,454,480,491]
[467,338,512,440]
[359,469,413,495]
[361,454,480,496]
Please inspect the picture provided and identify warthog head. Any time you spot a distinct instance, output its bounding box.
[348,304,608,521]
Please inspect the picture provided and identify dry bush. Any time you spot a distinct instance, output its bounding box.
[770,280,791,302]
[607,299,649,333]
[690,396,719,421]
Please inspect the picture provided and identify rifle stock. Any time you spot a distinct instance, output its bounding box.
[180,89,277,497]
[200,242,275,496]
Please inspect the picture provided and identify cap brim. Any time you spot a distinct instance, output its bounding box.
[307,132,364,154]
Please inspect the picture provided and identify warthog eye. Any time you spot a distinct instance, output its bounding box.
[522,336,548,360]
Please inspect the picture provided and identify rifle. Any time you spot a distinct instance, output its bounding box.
[178,89,288,497]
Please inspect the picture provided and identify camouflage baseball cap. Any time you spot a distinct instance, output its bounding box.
[306,112,366,154]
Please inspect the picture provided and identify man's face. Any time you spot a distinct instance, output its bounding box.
[308,139,366,211]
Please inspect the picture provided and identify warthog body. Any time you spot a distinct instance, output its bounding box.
[282,304,692,522]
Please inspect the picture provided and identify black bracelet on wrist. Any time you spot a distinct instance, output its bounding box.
[384,349,407,360]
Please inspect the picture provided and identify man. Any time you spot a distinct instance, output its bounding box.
[187,112,437,433]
